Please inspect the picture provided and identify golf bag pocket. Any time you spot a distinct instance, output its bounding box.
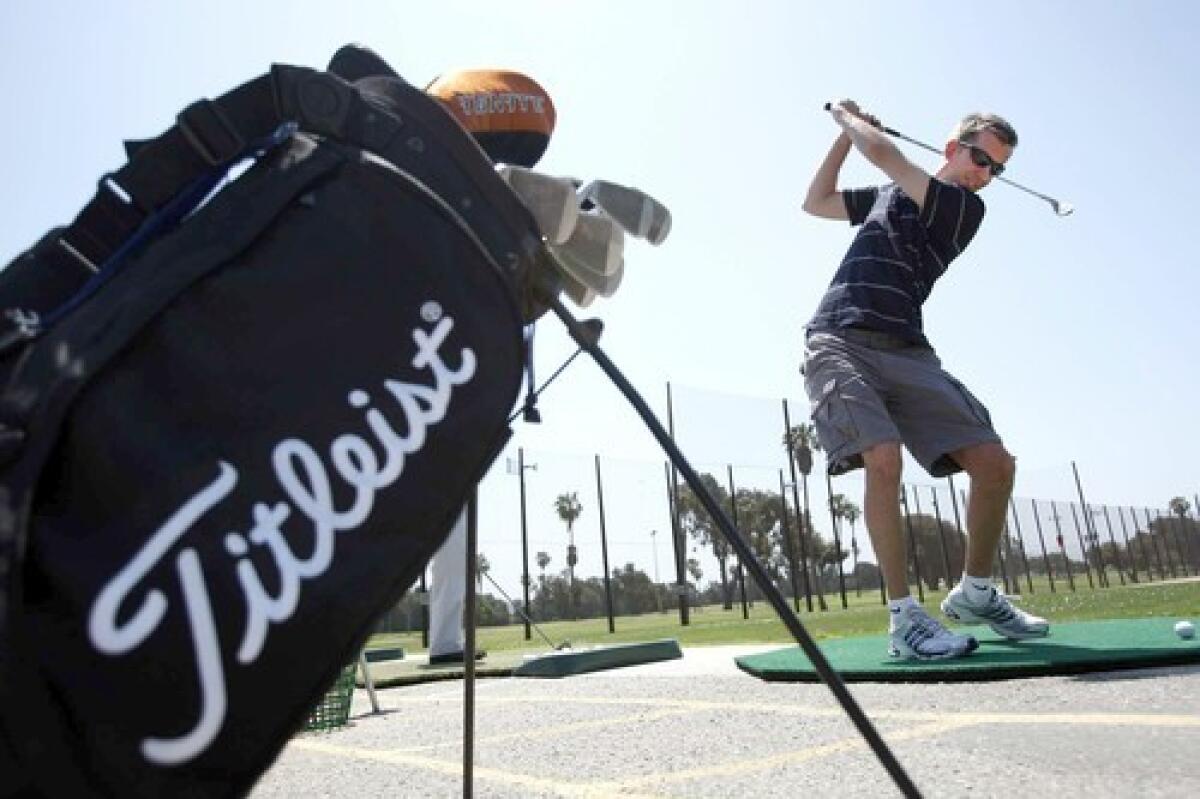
[0,61,538,798]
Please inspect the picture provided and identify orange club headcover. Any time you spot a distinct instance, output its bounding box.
[426,69,556,168]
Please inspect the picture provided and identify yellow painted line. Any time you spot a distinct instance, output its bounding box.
[387,693,1200,727]
[594,718,975,792]
[288,698,1200,797]
[921,711,1200,727]
[390,693,846,717]
[389,705,698,753]
[289,738,663,799]
[290,718,973,797]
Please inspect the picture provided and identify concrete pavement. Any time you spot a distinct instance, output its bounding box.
[252,644,1200,797]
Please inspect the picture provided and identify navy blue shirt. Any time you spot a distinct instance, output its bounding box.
[807,177,985,345]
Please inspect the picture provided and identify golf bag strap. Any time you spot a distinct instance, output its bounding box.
[46,66,404,298]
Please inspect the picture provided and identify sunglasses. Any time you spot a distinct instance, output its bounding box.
[958,140,1005,177]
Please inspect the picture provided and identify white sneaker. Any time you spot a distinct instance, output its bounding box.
[941,584,1050,640]
[889,605,979,660]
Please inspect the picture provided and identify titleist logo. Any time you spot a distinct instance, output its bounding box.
[86,308,475,766]
[454,91,546,117]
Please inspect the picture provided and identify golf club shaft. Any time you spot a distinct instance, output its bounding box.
[483,571,561,650]
[884,127,1063,206]
[823,103,1070,215]
[549,295,922,799]
[506,346,585,425]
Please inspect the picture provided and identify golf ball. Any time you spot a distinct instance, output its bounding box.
[1175,621,1196,640]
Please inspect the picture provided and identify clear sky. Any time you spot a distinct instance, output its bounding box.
[2,1,1197,598]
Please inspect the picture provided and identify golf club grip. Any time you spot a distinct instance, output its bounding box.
[549,296,922,799]
[821,102,891,134]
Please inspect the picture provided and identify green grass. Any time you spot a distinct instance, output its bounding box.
[369,578,1200,656]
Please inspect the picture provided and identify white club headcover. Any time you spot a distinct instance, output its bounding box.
[496,165,579,245]
[559,265,596,308]
[578,180,671,245]
[548,210,623,278]
[598,260,623,297]
[545,210,624,307]
[502,168,662,309]
[548,239,625,300]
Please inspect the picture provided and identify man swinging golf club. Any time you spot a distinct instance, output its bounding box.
[801,100,1049,660]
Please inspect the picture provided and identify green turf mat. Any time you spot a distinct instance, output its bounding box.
[736,618,1200,682]
[513,639,682,678]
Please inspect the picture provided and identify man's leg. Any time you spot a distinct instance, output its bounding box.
[801,333,977,659]
[951,441,1017,577]
[862,441,978,660]
[861,441,910,599]
[941,443,1048,638]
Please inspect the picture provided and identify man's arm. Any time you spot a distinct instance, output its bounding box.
[801,133,853,219]
[829,101,932,210]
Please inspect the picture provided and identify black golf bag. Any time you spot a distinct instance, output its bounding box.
[0,58,548,797]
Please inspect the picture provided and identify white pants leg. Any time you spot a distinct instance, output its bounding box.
[429,508,467,658]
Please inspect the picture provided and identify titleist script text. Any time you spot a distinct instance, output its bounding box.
[453,91,546,117]
[87,311,475,766]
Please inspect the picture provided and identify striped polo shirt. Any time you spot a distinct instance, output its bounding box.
[807,177,985,346]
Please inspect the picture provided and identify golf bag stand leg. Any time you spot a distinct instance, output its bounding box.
[357,652,381,714]
[549,297,921,799]
[463,488,479,799]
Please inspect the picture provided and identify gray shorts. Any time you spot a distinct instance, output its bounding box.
[801,329,1002,477]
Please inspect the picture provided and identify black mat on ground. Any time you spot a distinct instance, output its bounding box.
[363,647,404,663]
[736,619,1200,683]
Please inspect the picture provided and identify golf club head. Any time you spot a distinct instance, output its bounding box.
[1053,200,1075,217]
[550,243,625,298]
[559,266,596,308]
[579,179,672,245]
[597,259,624,298]
[547,209,623,278]
[546,240,610,300]
[496,165,579,244]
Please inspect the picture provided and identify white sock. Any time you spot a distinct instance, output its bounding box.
[887,595,919,620]
[961,575,994,604]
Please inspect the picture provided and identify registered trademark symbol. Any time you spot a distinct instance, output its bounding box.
[421,302,443,323]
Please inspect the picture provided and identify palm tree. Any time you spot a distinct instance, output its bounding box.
[826,492,851,606]
[783,423,827,610]
[837,498,862,594]
[783,423,820,477]
[535,551,551,613]
[554,492,584,617]
[1168,497,1196,573]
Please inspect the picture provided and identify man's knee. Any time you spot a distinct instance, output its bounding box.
[861,441,903,486]
[956,443,1016,489]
